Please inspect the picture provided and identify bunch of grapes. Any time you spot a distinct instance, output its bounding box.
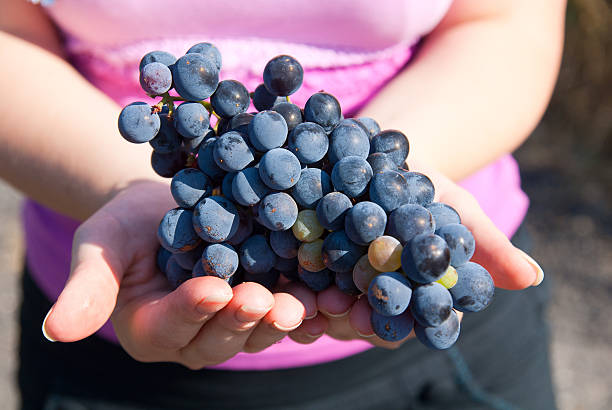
[118,43,495,350]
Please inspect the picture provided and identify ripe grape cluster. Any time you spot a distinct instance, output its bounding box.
[118,43,495,350]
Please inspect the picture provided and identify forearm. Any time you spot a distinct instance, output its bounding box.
[359,0,566,180]
[0,31,164,220]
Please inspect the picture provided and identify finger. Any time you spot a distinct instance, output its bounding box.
[282,281,318,319]
[317,285,357,318]
[288,314,329,344]
[348,297,410,349]
[243,292,306,353]
[179,282,274,368]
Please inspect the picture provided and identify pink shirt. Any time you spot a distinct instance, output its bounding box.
[25,0,528,370]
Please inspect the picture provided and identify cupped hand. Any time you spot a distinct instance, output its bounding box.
[289,160,543,347]
[42,181,315,369]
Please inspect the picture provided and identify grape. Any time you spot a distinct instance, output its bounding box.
[371,310,414,342]
[118,102,160,144]
[174,241,204,270]
[410,282,453,327]
[226,210,253,246]
[367,152,396,175]
[298,266,334,292]
[272,102,303,132]
[369,170,409,212]
[426,202,461,228]
[335,271,361,296]
[248,110,288,152]
[321,230,365,273]
[191,259,206,278]
[243,269,280,291]
[357,117,381,139]
[269,229,300,259]
[157,208,201,253]
[370,130,409,167]
[404,172,435,206]
[151,150,185,178]
[139,51,176,72]
[258,148,301,190]
[156,247,172,274]
[274,256,298,274]
[291,168,332,209]
[292,210,325,242]
[414,310,460,350]
[231,167,270,206]
[228,112,254,135]
[196,137,225,180]
[344,201,387,245]
[170,168,211,209]
[172,53,219,101]
[450,262,494,312]
[328,119,370,165]
[298,239,326,272]
[201,243,239,279]
[165,255,192,289]
[401,233,451,284]
[150,113,182,154]
[436,223,475,267]
[216,117,231,136]
[174,102,210,139]
[304,92,342,132]
[287,122,329,164]
[186,42,222,70]
[331,156,373,199]
[221,172,236,202]
[387,204,435,244]
[213,131,254,172]
[436,266,458,289]
[316,191,352,231]
[368,236,403,272]
[192,196,240,243]
[252,84,284,111]
[353,255,381,294]
[182,133,206,156]
[258,192,298,231]
[211,80,250,118]
[239,234,277,274]
[367,272,412,316]
[139,62,172,96]
[263,55,303,96]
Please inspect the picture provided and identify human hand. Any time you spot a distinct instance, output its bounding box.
[42,181,316,369]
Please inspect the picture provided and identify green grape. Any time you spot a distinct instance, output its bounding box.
[292,210,325,242]
[353,254,381,293]
[368,235,403,272]
[435,265,458,289]
[298,239,326,272]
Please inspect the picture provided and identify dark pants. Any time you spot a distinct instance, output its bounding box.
[18,227,557,410]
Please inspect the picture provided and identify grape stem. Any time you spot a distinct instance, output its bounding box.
[285,96,291,103]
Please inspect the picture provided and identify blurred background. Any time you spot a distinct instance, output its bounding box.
[0,1,610,408]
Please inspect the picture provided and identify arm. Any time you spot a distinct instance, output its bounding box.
[359,0,566,180]
[0,0,165,221]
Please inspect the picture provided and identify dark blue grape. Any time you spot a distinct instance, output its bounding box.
[118,102,160,144]
[165,255,192,289]
[404,172,435,206]
[248,110,288,152]
[331,156,373,198]
[172,53,219,101]
[228,112,254,135]
[371,310,414,342]
[216,117,231,136]
[196,137,225,180]
[150,113,182,154]
[321,230,366,273]
[450,262,494,312]
[139,62,172,96]
[201,243,239,279]
[213,131,254,172]
[426,202,461,229]
[139,51,177,72]
[369,170,409,212]
[263,55,303,96]
[357,117,381,139]
[226,210,253,247]
[288,122,329,164]
[232,167,270,206]
[316,192,352,231]
[367,152,396,175]
[156,247,172,274]
[258,192,298,231]
[304,92,342,132]
[414,310,460,350]
[335,271,361,296]
[221,172,236,202]
[192,196,240,243]
[258,148,301,190]
[272,102,303,132]
[344,202,387,246]
[274,256,298,273]
[170,168,211,209]
[239,234,277,274]
[269,229,300,259]
[298,266,334,292]
[211,80,250,118]
[191,259,205,278]
[401,233,450,284]
[243,269,280,291]
[183,127,214,156]
[328,119,370,164]
[367,272,412,316]
[291,168,332,209]
[387,204,435,244]
[151,150,185,178]
[252,84,284,111]
[174,102,210,139]
[436,224,475,267]
[370,130,409,167]
[174,243,205,270]
[158,208,201,253]
[186,42,222,70]
[410,282,453,327]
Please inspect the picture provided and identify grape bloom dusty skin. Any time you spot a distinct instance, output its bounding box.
[119,43,496,349]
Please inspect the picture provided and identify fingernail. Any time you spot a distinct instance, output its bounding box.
[321,308,350,318]
[236,305,272,322]
[272,320,303,332]
[305,332,325,339]
[305,311,318,320]
[42,308,56,342]
[518,249,545,286]
[356,330,375,338]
